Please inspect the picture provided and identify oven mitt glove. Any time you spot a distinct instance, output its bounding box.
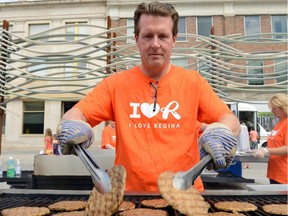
[57,120,94,155]
[199,123,238,170]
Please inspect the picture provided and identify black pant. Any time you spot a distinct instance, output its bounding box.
[270,179,281,184]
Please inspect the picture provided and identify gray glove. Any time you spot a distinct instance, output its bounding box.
[199,123,238,170]
[57,120,94,155]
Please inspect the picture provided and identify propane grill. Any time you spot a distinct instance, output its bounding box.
[0,189,287,215]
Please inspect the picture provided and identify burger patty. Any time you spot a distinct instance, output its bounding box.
[118,201,136,212]
[118,208,168,216]
[262,204,288,215]
[1,206,50,216]
[48,200,87,211]
[140,199,168,209]
[214,201,257,213]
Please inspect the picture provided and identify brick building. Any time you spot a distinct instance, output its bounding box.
[0,0,287,151]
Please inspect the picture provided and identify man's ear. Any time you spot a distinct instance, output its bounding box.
[172,35,177,48]
[135,35,139,48]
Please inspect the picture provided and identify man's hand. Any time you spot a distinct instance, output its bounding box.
[199,123,238,170]
[57,120,94,155]
[252,148,269,158]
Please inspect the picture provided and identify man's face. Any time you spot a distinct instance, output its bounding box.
[135,14,176,77]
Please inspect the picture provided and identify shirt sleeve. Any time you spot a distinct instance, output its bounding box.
[196,75,232,123]
[74,77,115,127]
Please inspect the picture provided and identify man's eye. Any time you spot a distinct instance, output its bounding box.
[159,35,168,40]
[143,35,152,40]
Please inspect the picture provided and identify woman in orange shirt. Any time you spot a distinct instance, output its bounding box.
[253,93,288,184]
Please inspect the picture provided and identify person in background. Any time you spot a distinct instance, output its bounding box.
[249,127,259,150]
[44,128,53,155]
[101,121,116,150]
[56,1,241,192]
[52,134,61,155]
[253,93,288,184]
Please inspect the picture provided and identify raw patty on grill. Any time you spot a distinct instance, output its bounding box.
[158,171,210,216]
[140,199,168,208]
[214,201,257,213]
[1,206,50,216]
[262,204,288,215]
[118,201,136,211]
[51,211,85,216]
[118,208,168,216]
[85,165,126,216]
[48,200,87,211]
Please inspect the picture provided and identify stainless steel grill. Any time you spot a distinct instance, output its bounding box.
[0,189,287,215]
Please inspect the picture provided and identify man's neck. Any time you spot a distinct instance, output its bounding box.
[140,64,171,81]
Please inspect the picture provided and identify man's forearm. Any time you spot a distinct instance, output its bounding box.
[62,107,87,121]
[217,113,241,137]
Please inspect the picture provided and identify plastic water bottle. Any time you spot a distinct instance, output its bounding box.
[7,157,15,178]
[15,159,21,177]
[0,161,3,178]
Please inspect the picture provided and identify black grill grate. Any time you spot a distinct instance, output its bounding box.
[205,195,288,216]
[0,192,287,215]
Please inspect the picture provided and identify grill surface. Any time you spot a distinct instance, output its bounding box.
[0,190,287,215]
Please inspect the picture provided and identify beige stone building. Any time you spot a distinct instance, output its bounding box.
[0,0,287,151]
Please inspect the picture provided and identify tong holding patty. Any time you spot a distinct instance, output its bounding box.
[73,144,111,193]
[173,154,212,190]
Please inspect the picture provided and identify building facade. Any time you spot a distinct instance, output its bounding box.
[0,0,287,151]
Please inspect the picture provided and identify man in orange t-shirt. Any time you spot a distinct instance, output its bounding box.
[101,121,116,150]
[56,2,241,192]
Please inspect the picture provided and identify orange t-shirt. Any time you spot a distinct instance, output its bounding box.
[267,118,288,184]
[101,125,116,149]
[75,65,232,192]
[249,130,258,142]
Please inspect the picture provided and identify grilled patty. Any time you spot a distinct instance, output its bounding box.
[214,201,257,213]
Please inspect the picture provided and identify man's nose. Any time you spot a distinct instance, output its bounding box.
[151,36,160,49]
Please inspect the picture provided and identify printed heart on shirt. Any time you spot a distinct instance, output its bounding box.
[140,103,160,118]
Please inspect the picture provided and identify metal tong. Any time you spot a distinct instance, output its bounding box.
[73,144,111,193]
[173,154,212,190]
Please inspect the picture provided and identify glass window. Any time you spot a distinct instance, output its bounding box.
[29,24,49,41]
[248,60,264,85]
[275,59,288,84]
[197,17,212,37]
[177,17,186,41]
[245,16,261,38]
[65,59,87,79]
[63,101,78,114]
[23,101,44,134]
[272,15,287,39]
[77,61,87,78]
[127,19,135,44]
[28,60,48,76]
[66,22,88,41]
